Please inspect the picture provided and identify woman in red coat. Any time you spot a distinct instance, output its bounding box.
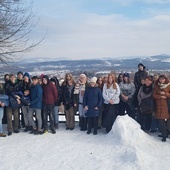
[153,75,170,142]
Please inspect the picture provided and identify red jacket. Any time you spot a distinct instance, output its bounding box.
[42,82,58,105]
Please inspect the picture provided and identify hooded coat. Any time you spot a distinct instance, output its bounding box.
[42,75,58,105]
[83,86,102,117]
[153,78,170,119]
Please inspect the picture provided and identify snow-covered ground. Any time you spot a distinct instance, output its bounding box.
[1,115,170,170]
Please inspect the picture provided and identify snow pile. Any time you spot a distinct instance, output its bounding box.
[106,115,170,170]
[1,115,170,170]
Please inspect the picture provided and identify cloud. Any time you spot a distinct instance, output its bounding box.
[25,0,170,59]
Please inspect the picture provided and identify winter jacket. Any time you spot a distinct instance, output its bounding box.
[63,84,75,109]
[42,82,58,105]
[83,86,102,117]
[103,83,120,104]
[30,84,43,109]
[134,70,148,91]
[119,82,136,102]
[50,77,62,106]
[153,81,170,119]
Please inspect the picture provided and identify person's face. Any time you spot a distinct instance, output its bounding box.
[17,73,23,80]
[108,76,113,84]
[42,78,48,85]
[123,76,128,82]
[10,76,16,83]
[97,78,103,85]
[38,78,42,84]
[32,79,38,85]
[66,74,72,81]
[90,82,96,87]
[141,79,145,85]
[24,76,29,82]
[103,77,107,83]
[144,78,152,86]
[5,75,9,81]
[51,81,55,85]
[138,66,144,71]
[159,78,165,84]
[119,75,123,82]
[154,75,159,81]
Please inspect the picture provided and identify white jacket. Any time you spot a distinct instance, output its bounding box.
[102,83,120,104]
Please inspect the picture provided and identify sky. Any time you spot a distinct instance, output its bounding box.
[25,0,170,60]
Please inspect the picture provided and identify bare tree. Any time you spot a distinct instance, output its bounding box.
[0,0,43,64]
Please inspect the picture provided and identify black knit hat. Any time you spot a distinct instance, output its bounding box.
[138,63,146,69]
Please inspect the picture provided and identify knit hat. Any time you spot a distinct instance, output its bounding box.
[23,72,30,78]
[123,72,130,78]
[17,71,23,75]
[90,77,97,83]
[138,63,146,69]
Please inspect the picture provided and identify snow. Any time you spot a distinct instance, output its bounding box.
[1,115,170,170]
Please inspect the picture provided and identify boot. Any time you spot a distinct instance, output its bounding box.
[0,133,6,137]
[23,126,29,132]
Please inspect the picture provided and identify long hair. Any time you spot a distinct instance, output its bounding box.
[107,73,117,89]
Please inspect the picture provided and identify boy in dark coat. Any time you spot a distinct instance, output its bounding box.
[83,77,102,135]
[28,76,43,135]
[42,75,58,134]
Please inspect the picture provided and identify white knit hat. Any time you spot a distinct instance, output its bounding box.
[90,77,97,83]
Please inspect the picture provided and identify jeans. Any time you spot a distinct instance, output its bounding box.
[28,108,42,130]
[54,106,59,124]
[43,104,55,130]
[22,106,30,126]
[0,107,4,133]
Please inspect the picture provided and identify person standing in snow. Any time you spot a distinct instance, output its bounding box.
[73,74,89,131]
[96,77,104,129]
[20,72,31,132]
[153,75,170,142]
[138,76,154,133]
[133,63,148,108]
[83,77,102,135]
[119,72,136,119]
[27,76,43,135]
[102,73,120,133]
[42,75,58,134]
[63,79,76,130]
[50,76,62,129]
[5,74,21,136]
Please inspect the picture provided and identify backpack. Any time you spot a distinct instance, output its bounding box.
[139,97,155,114]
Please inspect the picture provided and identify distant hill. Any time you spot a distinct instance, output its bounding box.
[1,54,170,73]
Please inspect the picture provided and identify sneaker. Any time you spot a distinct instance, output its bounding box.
[51,129,56,134]
[34,130,42,135]
[66,127,70,130]
[162,137,166,142]
[8,132,12,136]
[41,129,48,134]
[30,128,37,134]
[23,126,29,132]
[14,130,19,133]
[0,133,6,137]
[87,130,91,134]
[93,131,97,135]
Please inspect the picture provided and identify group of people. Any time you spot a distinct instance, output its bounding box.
[0,63,170,142]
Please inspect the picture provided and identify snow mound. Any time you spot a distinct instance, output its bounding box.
[110,115,151,146]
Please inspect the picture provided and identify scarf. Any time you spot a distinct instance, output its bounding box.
[158,82,170,89]
[143,84,152,95]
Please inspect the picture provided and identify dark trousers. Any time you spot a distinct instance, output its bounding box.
[159,119,168,138]
[87,117,98,133]
[43,104,55,130]
[2,106,7,124]
[138,112,152,131]
[119,100,135,119]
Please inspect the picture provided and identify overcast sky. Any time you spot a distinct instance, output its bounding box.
[25,0,170,60]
